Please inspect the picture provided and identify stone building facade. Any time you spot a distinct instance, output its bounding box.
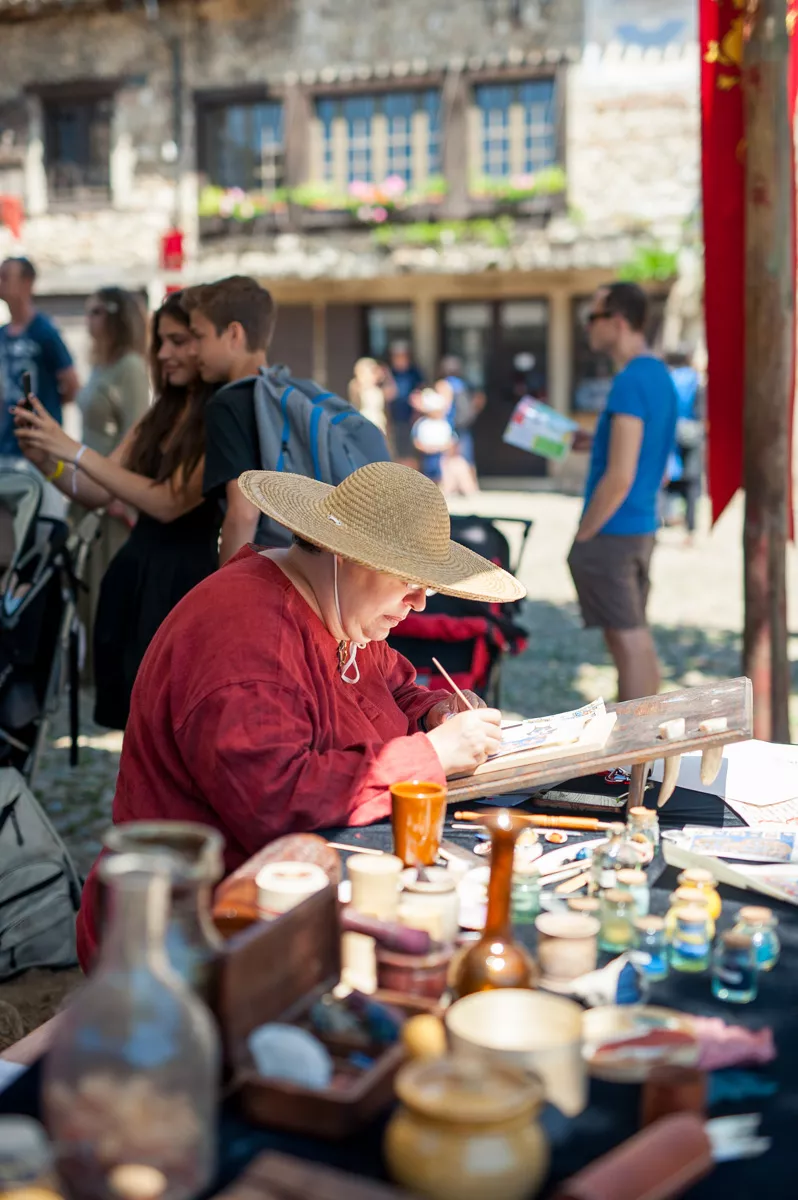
[0,0,700,477]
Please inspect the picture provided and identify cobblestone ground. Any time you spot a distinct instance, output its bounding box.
[32,488,798,876]
[6,488,796,1034]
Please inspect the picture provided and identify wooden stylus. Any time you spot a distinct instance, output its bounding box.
[453,809,616,832]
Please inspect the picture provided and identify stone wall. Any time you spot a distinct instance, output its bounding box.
[0,0,700,292]
[0,0,584,287]
[567,42,700,243]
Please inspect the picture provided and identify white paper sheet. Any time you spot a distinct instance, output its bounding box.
[651,739,798,826]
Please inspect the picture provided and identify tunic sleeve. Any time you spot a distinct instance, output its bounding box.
[175,678,446,854]
[380,643,451,731]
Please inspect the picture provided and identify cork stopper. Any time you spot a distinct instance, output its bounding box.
[628,806,657,823]
[739,905,774,924]
[679,868,716,887]
[675,904,709,924]
[617,868,647,886]
[603,888,632,905]
[721,930,753,951]
[568,896,600,915]
[670,887,710,908]
[634,915,666,934]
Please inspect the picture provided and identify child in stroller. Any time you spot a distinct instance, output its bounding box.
[389,514,531,708]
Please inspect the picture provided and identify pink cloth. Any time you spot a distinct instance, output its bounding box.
[692,1016,776,1072]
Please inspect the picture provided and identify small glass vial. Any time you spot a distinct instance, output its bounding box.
[633,915,669,982]
[677,869,722,922]
[590,824,640,893]
[733,906,780,972]
[599,888,636,953]
[670,904,712,973]
[511,864,541,925]
[712,931,758,1003]
[666,887,715,939]
[627,806,660,865]
[0,1116,62,1200]
[615,868,650,916]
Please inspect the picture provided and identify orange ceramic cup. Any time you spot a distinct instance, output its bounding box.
[390,780,447,867]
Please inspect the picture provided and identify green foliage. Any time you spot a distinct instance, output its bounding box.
[470,165,567,202]
[198,185,288,220]
[372,216,516,250]
[618,244,679,283]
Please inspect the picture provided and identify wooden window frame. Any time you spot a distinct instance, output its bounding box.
[34,81,116,208]
[195,87,286,193]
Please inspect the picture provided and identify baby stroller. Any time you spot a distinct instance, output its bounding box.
[0,471,99,784]
[389,514,532,708]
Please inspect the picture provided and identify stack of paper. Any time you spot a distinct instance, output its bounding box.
[651,739,798,827]
[663,827,798,907]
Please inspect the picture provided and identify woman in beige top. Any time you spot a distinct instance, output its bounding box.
[78,288,149,455]
[75,288,149,674]
[348,357,394,436]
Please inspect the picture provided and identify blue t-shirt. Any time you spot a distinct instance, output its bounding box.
[0,313,73,455]
[583,356,678,536]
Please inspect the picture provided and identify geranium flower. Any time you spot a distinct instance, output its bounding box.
[381,174,406,198]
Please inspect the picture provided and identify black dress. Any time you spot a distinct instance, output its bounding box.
[92,498,221,730]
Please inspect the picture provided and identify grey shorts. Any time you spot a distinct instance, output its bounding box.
[568,533,655,630]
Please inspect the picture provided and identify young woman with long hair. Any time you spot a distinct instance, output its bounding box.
[14,291,220,730]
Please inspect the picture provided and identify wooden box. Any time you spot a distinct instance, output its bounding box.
[215,884,429,1140]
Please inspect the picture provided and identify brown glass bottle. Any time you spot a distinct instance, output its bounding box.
[450,810,539,998]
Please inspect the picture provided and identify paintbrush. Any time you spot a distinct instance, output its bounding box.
[432,657,475,710]
[453,810,616,832]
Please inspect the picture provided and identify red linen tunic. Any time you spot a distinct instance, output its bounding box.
[76,547,448,967]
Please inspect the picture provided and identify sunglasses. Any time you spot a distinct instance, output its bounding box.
[586,309,613,326]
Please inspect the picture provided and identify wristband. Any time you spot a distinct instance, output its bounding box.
[46,460,65,483]
[73,444,88,468]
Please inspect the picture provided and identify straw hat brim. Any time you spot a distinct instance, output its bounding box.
[238,471,526,604]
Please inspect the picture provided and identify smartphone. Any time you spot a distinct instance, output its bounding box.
[20,372,33,411]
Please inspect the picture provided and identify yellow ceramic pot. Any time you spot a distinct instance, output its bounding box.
[385,1057,549,1200]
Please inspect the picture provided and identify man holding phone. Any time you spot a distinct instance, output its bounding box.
[0,257,78,453]
[0,257,78,514]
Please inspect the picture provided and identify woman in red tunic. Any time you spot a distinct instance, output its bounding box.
[76,461,525,968]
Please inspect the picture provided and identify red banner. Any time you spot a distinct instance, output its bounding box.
[700,0,746,525]
[700,2,798,530]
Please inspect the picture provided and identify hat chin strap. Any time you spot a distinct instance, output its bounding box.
[334,555,367,685]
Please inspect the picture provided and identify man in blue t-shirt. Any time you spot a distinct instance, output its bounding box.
[0,257,78,459]
[568,282,678,701]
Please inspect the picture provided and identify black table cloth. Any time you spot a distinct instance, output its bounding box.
[2,777,797,1199]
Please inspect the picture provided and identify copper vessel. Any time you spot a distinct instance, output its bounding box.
[450,809,539,998]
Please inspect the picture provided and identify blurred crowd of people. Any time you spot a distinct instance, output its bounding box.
[0,257,707,738]
[348,343,485,496]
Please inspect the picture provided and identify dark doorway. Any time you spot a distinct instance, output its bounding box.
[441,299,550,476]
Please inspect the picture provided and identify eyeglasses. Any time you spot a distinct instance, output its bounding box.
[405,583,437,598]
[586,309,613,326]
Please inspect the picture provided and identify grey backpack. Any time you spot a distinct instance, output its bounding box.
[0,768,82,979]
[252,365,391,546]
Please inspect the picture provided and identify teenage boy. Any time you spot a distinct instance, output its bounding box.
[182,276,278,563]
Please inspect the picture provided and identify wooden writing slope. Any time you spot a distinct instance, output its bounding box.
[445,678,753,805]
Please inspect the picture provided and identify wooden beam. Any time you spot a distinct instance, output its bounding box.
[742,0,794,742]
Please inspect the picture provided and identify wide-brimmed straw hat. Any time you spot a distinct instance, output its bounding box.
[238,462,526,604]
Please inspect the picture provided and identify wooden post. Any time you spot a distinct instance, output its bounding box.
[742,1,794,742]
